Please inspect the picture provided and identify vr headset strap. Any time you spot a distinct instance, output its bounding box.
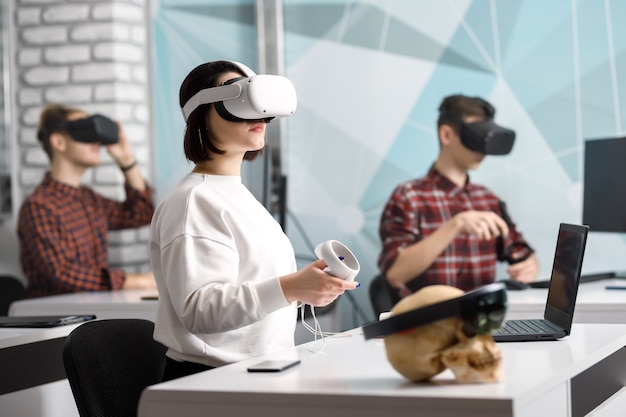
[181,83,243,121]
[362,296,463,340]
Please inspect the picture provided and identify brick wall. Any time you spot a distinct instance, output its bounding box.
[12,0,152,273]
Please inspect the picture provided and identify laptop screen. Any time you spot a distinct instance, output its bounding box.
[545,224,589,329]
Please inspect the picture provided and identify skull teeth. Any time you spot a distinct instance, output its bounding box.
[468,351,501,368]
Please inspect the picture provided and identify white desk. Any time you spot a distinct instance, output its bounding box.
[0,324,84,417]
[505,278,626,323]
[138,323,626,417]
[8,289,159,321]
[9,289,338,344]
[0,324,83,394]
[6,291,156,417]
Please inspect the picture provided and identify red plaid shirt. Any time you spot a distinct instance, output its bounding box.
[378,166,532,294]
[17,172,155,298]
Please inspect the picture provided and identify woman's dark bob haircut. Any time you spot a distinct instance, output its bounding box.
[179,60,263,163]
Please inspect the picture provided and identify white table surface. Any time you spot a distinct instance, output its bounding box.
[0,322,83,350]
[8,289,159,321]
[138,323,626,417]
[7,289,340,345]
[504,278,626,322]
[0,323,84,417]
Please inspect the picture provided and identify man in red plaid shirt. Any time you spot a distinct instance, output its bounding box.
[17,104,157,298]
[378,95,539,297]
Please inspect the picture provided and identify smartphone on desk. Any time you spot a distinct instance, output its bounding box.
[247,359,301,373]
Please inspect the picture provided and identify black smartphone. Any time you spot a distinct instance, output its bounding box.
[247,359,301,373]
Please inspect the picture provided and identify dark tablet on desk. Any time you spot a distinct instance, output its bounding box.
[0,314,96,328]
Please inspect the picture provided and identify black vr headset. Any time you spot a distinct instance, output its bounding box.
[38,114,119,145]
[440,95,516,155]
[362,282,507,339]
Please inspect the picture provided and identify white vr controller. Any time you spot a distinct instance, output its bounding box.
[314,240,360,282]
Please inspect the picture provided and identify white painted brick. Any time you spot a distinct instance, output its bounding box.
[77,170,93,187]
[19,88,43,106]
[93,3,143,23]
[97,151,115,164]
[130,26,146,43]
[109,103,135,121]
[128,0,147,7]
[44,44,91,64]
[95,82,146,102]
[22,106,44,126]
[25,147,49,166]
[21,0,63,4]
[17,8,41,26]
[19,127,39,146]
[109,243,150,264]
[18,48,42,66]
[43,4,90,23]
[72,62,132,82]
[109,229,137,244]
[134,105,149,123]
[137,225,150,242]
[76,103,117,119]
[20,167,48,187]
[94,164,124,185]
[71,22,130,42]
[123,124,147,143]
[21,26,68,45]
[94,42,144,63]
[93,83,115,101]
[132,146,150,164]
[91,3,113,21]
[131,64,147,82]
[93,184,125,201]
[45,84,93,103]
[23,66,70,86]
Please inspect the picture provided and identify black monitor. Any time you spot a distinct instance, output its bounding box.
[582,136,626,232]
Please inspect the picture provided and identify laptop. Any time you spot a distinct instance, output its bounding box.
[0,314,96,328]
[492,223,589,342]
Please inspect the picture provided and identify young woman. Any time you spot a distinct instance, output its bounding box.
[150,60,358,380]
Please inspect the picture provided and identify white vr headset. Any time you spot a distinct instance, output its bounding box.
[180,61,297,123]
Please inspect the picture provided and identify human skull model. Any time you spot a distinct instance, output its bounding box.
[383,285,504,383]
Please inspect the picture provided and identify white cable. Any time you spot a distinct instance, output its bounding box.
[299,303,351,353]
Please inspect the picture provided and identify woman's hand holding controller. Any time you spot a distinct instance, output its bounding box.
[279,259,359,307]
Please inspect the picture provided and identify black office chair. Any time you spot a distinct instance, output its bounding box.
[63,318,167,417]
[368,274,401,318]
[0,275,25,315]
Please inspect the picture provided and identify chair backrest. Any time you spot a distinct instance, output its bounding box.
[63,318,167,417]
[0,275,25,315]
[368,274,401,318]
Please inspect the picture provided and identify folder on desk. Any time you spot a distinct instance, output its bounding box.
[0,314,96,328]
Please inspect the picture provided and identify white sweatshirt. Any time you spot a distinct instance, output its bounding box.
[150,173,297,367]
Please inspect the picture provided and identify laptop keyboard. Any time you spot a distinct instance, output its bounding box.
[494,319,554,335]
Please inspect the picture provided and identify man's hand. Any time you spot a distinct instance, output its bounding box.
[123,271,157,290]
[455,210,509,240]
[105,120,135,168]
[507,254,540,283]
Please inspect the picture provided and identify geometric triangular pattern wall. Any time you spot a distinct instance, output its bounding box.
[152,0,626,326]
